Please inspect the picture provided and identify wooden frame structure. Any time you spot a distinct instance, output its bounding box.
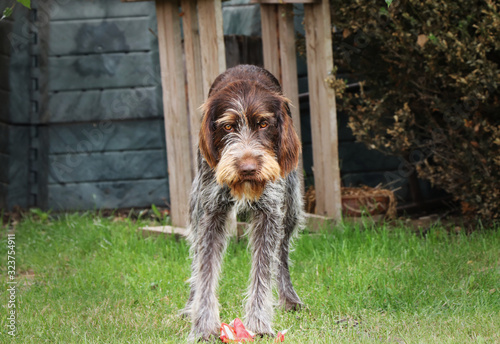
[124,0,341,228]
[125,0,226,227]
[254,0,341,220]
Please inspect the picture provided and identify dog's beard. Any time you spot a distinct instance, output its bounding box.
[215,150,281,201]
[229,180,265,201]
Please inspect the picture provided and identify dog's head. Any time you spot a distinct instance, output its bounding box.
[199,65,301,201]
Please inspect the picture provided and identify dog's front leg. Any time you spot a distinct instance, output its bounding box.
[244,203,284,336]
[188,210,230,342]
[278,171,304,311]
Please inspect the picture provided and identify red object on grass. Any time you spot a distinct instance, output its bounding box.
[220,319,288,343]
[220,323,238,343]
[232,318,255,340]
[220,318,254,343]
[275,329,288,342]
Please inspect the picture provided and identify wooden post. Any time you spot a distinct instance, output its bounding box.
[181,0,204,172]
[155,0,194,227]
[182,0,226,173]
[259,2,304,186]
[277,4,302,159]
[304,0,342,219]
[196,0,236,235]
[197,0,226,97]
[260,4,280,78]
[260,4,301,139]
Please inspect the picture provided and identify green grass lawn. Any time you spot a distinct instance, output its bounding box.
[1,213,499,343]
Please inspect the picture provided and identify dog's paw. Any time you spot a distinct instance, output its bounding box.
[279,291,304,312]
[179,306,192,320]
[244,317,274,338]
[188,316,220,343]
[254,332,275,339]
[281,299,304,312]
[187,328,219,343]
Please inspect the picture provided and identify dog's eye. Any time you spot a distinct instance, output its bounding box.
[223,124,233,132]
[259,121,269,129]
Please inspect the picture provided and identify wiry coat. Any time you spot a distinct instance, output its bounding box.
[183,65,305,342]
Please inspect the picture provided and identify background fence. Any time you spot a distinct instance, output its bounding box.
[0,0,440,212]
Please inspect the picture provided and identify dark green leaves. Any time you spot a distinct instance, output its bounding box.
[17,0,31,9]
[1,1,30,21]
[2,7,13,19]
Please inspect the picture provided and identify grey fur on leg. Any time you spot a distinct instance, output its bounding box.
[188,213,229,342]
[243,181,285,336]
[185,171,234,342]
[278,171,305,311]
[180,162,202,320]
[180,286,195,319]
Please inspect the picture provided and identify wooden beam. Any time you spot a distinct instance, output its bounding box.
[277,5,299,137]
[140,225,189,238]
[304,0,342,219]
[155,0,193,227]
[139,223,238,238]
[196,0,238,233]
[139,213,335,240]
[260,4,304,188]
[181,0,204,171]
[277,4,303,186]
[260,4,280,79]
[197,0,226,97]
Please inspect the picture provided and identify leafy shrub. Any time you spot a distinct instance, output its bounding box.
[328,0,500,221]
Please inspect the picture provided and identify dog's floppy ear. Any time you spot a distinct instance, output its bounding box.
[199,100,218,169]
[277,97,301,176]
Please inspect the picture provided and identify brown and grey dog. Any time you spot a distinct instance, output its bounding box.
[183,65,304,342]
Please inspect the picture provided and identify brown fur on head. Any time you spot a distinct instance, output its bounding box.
[199,65,301,201]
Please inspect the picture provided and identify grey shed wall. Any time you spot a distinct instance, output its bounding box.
[1,0,169,211]
[1,1,32,209]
